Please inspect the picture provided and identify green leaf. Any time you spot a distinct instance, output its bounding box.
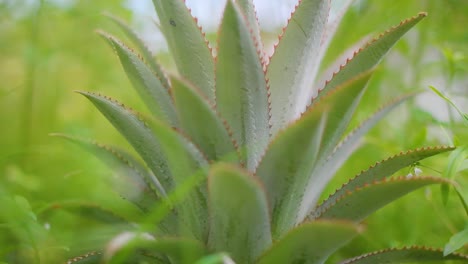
[145,115,209,241]
[215,0,270,170]
[171,76,239,164]
[38,201,131,224]
[104,13,170,90]
[105,235,206,264]
[152,0,215,102]
[267,0,330,135]
[318,13,427,101]
[77,91,173,192]
[339,246,468,264]
[51,134,163,210]
[66,251,102,264]
[445,226,468,256]
[236,0,263,61]
[310,146,455,220]
[442,145,468,203]
[208,163,272,264]
[98,32,178,127]
[256,72,371,239]
[257,221,361,264]
[315,177,453,222]
[429,85,468,123]
[298,93,415,219]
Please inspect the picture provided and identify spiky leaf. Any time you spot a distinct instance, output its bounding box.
[267,0,330,135]
[98,32,178,127]
[208,163,272,264]
[152,0,215,102]
[310,146,455,219]
[51,134,164,212]
[318,13,427,101]
[257,221,361,264]
[315,177,452,222]
[77,91,173,192]
[104,13,170,89]
[216,0,270,170]
[171,76,239,163]
[256,72,371,238]
[339,246,468,264]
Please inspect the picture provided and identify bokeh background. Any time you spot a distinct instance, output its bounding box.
[0,0,467,262]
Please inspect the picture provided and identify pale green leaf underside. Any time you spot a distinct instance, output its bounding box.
[316,177,452,222]
[208,163,272,264]
[317,13,427,101]
[267,0,330,136]
[152,0,215,103]
[171,76,239,164]
[444,226,468,256]
[311,146,455,219]
[298,94,414,221]
[340,246,468,264]
[104,13,170,90]
[215,0,270,171]
[257,72,371,239]
[98,32,178,127]
[78,91,173,192]
[257,221,360,264]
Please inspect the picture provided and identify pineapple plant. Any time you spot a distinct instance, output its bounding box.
[50,0,468,263]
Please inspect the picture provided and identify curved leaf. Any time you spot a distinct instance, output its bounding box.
[445,226,468,256]
[104,13,170,89]
[236,0,264,61]
[98,32,178,127]
[317,13,427,101]
[256,72,371,238]
[171,76,239,164]
[310,146,455,219]
[208,163,272,264]
[215,0,270,170]
[257,220,361,264]
[152,0,215,102]
[267,0,330,135]
[145,116,209,241]
[51,134,163,210]
[105,235,205,264]
[77,91,173,191]
[298,94,415,219]
[339,246,468,264]
[315,176,453,222]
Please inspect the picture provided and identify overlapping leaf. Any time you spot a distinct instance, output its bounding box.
[152,0,215,102]
[215,0,270,170]
[256,72,371,238]
[315,176,453,222]
[208,163,271,264]
[267,0,330,135]
[310,146,455,220]
[316,13,427,102]
[257,221,361,264]
[104,13,170,89]
[171,76,239,164]
[98,32,178,127]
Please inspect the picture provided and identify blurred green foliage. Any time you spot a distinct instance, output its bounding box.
[0,0,467,262]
